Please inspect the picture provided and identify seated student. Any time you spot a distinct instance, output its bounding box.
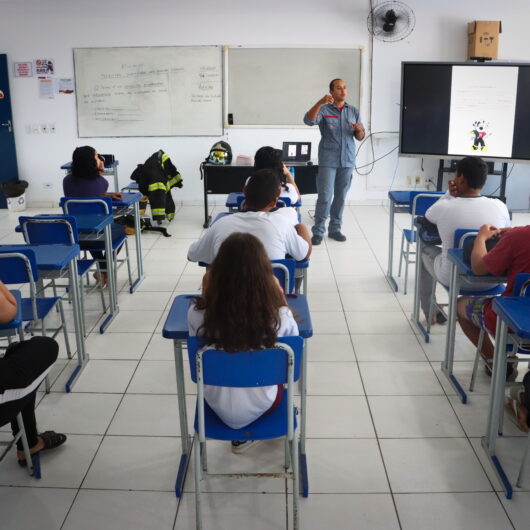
[0,281,67,465]
[188,232,299,453]
[419,156,510,323]
[457,223,530,380]
[254,146,301,205]
[188,168,311,264]
[63,146,126,285]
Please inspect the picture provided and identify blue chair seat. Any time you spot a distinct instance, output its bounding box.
[194,388,296,441]
[440,283,505,297]
[20,297,61,321]
[403,228,417,244]
[77,258,95,276]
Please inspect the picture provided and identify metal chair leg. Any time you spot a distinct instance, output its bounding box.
[516,431,530,488]
[403,240,411,295]
[398,232,405,278]
[194,434,203,530]
[469,329,485,392]
[57,301,72,359]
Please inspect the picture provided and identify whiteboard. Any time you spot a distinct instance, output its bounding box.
[226,48,362,127]
[74,46,223,137]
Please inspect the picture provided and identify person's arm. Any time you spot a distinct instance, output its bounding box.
[105,192,123,200]
[304,95,333,123]
[352,122,365,141]
[0,280,18,324]
[294,223,312,259]
[471,224,505,275]
[283,165,301,202]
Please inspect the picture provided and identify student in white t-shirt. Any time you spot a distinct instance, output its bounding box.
[188,169,312,265]
[419,156,510,322]
[188,232,299,453]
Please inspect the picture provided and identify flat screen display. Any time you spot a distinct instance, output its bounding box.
[400,62,530,161]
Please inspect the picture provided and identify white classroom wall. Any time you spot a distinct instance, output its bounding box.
[1,0,529,209]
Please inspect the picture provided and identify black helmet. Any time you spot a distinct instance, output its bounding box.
[207,141,232,165]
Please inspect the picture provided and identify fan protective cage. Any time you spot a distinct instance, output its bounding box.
[367,1,416,42]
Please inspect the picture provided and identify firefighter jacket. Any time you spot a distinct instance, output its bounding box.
[130,150,183,222]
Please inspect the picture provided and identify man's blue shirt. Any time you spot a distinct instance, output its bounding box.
[304,102,361,168]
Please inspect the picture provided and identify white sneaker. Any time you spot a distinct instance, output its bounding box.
[231,440,261,454]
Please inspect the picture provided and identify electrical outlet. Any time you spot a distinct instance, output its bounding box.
[31,123,39,134]
[43,182,53,189]
[41,124,48,134]
[406,176,412,186]
[415,176,421,184]
[49,123,56,134]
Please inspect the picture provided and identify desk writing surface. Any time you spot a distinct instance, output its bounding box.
[0,244,80,269]
[71,214,114,233]
[113,192,142,207]
[163,294,312,340]
[492,297,530,339]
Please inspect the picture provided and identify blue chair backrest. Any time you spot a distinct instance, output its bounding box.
[19,215,79,245]
[453,229,478,249]
[514,273,530,297]
[0,248,38,284]
[408,192,443,216]
[187,335,303,386]
[60,196,112,215]
[272,258,296,293]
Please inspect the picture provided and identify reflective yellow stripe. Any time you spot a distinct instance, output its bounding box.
[148,182,166,192]
[167,174,182,188]
[161,153,169,164]
[151,208,165,215]
[167,212,175,220]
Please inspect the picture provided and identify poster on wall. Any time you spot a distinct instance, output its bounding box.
[38,76,55,99]
[56,78,74,94]
[14,62,33,77]
[447,66,519,158]
[34,58,55,75]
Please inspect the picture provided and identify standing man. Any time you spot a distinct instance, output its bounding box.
[304,79,365,245]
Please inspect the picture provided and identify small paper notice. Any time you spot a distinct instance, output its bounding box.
[14,62,33,77]
[57,78,74,94]
[38,76,55,99]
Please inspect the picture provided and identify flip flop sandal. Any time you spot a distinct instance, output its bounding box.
[18,431,67,467]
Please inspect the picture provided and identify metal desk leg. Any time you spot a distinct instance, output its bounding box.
[299,339,309,497]
[99,224,119,333]
[482,318,512,498]
[129,200,145,293]
[411,236,429,342]
[441,264,467,403]
[386,200,398,292]
[174,339,191,497]
[65,257,89,392]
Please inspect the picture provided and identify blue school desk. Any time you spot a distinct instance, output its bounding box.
[113,192,144,292]
[441,249,506,404]
[162,293,313,498]
[61,160,120,192]
[0,243,87,391]
[483,296,530,499]
[69,213,118,334]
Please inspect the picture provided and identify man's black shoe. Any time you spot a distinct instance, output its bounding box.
[328,232,347,242]
[311,235,322,245]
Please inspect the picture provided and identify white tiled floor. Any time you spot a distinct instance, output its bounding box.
[1,203,530,529]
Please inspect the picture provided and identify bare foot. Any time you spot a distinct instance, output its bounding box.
[92,272,108,286]
[16,436,45,460]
